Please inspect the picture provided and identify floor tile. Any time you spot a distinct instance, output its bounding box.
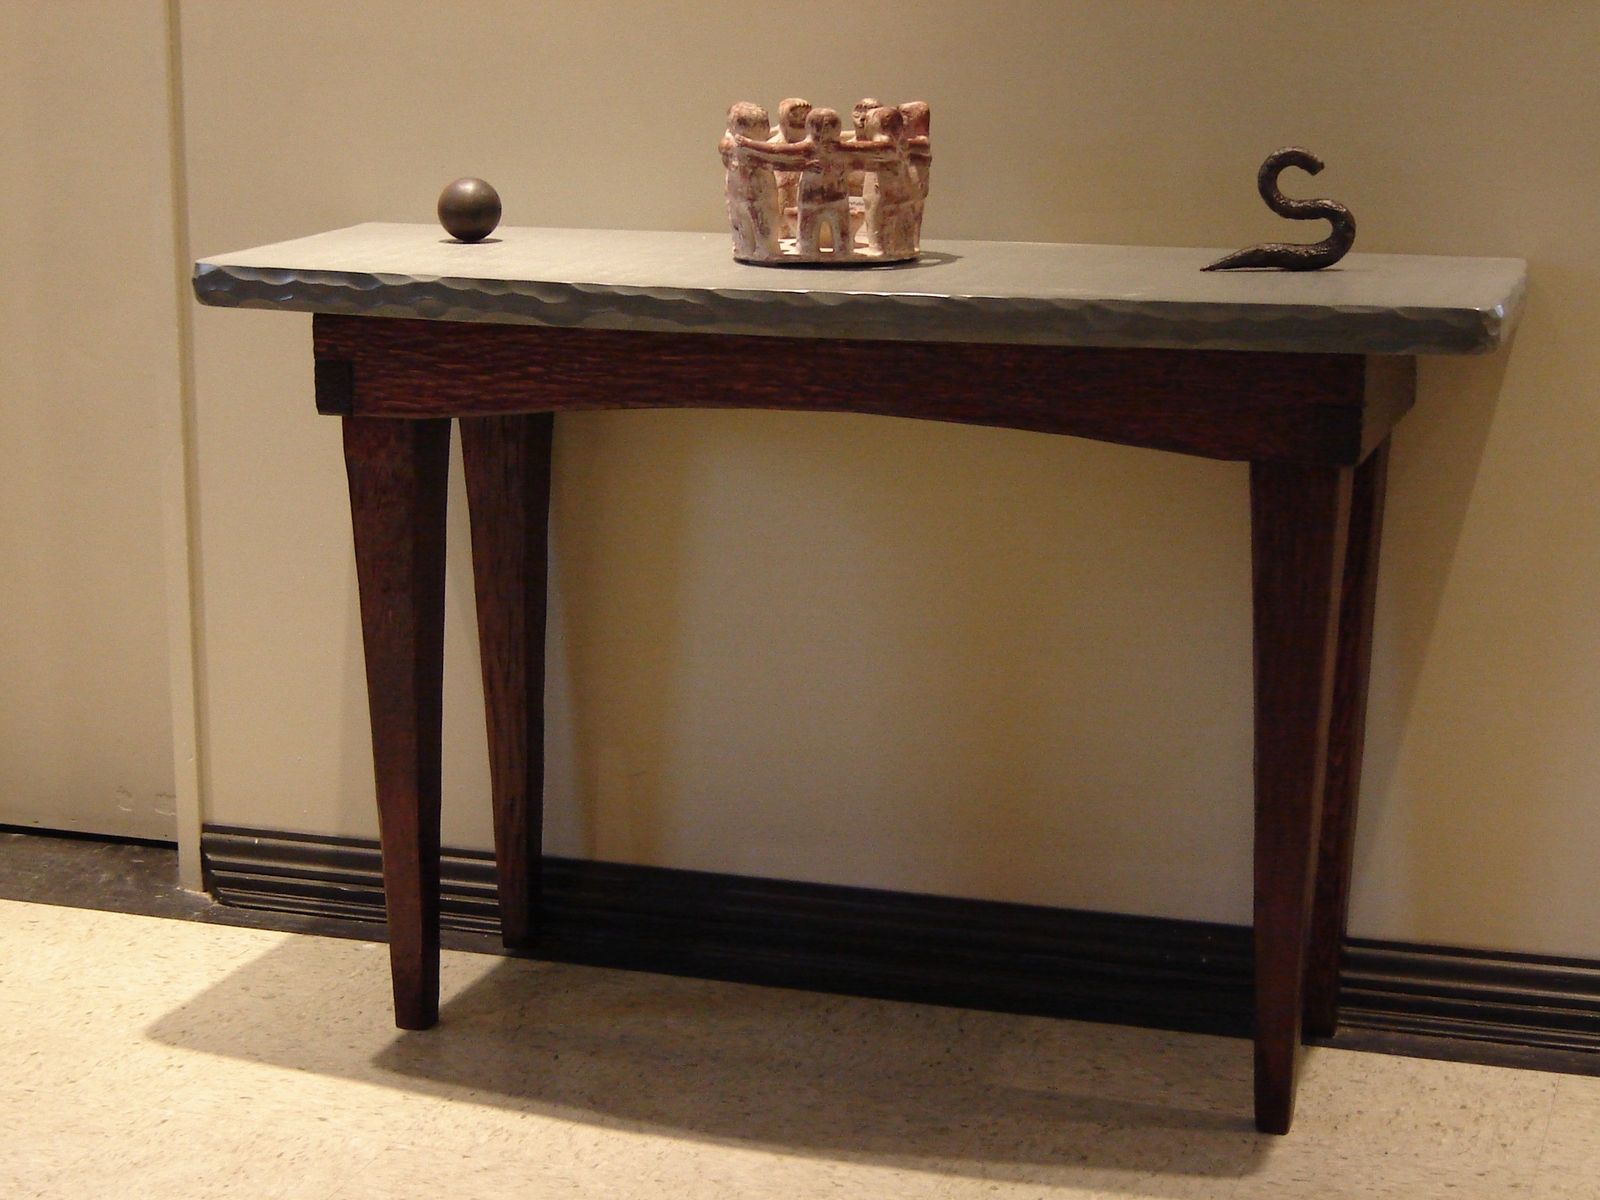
[0,898,1588,1200]
[1528,1077,1600,1198]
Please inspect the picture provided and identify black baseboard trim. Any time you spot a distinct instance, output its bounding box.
[1339,939,1600,1057]
[201,824,1600,1066]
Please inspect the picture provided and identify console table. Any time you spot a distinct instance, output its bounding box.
[194,225,1525,1133]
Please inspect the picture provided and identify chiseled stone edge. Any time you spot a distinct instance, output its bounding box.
[192,261,1517,356]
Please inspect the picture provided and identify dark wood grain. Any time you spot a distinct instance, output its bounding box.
[314,358,355,415]
[311,313,1418,1132]
[460,414,554,951]
[342,415,451,1029]
[1303,438,1391,1038]
[1250,459,1353,1134]
[313,315,1378,465]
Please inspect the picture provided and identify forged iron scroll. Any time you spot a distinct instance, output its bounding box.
[1204,147,1355,272]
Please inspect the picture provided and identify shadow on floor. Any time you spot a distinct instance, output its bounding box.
[147,933,1271,1190]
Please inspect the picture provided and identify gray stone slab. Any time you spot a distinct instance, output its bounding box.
[194,223,1525,356]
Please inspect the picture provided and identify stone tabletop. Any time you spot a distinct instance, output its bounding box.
[194,224,1525,356]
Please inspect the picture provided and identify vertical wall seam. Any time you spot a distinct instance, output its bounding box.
[159,0,208,891]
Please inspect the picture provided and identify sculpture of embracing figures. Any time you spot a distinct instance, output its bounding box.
[720,96,932,265]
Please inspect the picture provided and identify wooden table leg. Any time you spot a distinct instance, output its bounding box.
[1304,439,1391,1038]
[1250,460,1353,1134]
[343,416,452,1029]
[460,414,554,951]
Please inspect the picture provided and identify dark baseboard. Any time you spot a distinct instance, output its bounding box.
[201,825,1600,1067]
[1339,939,1600,1058]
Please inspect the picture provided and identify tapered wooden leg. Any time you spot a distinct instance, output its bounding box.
[1250,460,1353,1134]
[1303,440,1391,1038]
[460,414,553,951]
[343,416,451,1030]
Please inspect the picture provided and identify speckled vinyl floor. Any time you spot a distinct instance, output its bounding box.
[4,896,1596,1199]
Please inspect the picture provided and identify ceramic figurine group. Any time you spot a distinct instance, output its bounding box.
[721,97,931,266]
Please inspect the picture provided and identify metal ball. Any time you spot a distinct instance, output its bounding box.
[437,177,501,242]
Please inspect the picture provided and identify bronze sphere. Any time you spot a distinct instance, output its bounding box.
[437,178,502,242]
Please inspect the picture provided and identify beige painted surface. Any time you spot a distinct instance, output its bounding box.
[181,3,1600,956]
[0,1,180,840]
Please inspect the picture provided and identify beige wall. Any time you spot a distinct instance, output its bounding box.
[0,1,181,840]
[178,3,1600,957]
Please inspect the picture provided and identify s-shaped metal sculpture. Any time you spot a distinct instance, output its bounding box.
[1204,147,1356,272]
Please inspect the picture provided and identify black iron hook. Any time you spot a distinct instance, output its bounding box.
[1203,147,1356,272]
